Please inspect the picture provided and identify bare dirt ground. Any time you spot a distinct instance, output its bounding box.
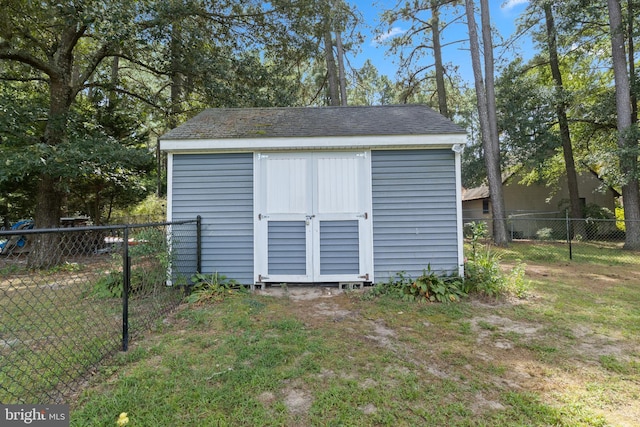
[254,262,640,426]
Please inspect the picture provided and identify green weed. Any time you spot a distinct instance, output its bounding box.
[599,355,640,375]
[186,272,246,305]
[367,267,465,303]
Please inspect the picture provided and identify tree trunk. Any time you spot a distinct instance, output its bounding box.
[335,31,348,106]
[608,0,640,249]
[544,4,584,236]
[324,28,340,106]
[467,0,508,245]
[431,0,449,118]
[108,56,119,108]
[629,0,637,125]
[169,19,184,129]
[30,175,63,268]
[29,74,73,267]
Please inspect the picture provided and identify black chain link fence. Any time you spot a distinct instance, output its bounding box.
[465,216,640,264]
[0,218,201,404]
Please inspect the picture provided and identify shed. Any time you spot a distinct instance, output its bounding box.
[160,105,466,287]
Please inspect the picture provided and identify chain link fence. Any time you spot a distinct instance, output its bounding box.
[465,216,640,264]
[0,218,201,404]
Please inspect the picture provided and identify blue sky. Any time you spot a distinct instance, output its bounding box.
[347,0,532,84]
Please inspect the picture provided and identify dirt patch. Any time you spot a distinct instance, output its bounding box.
[282,386,312,415]
[470,314,541,350]
[312,301,354,319]
[254,285,344,301]
[471,391,506,414]
[257,391,277,406]
[358,403,377,415]
[364,319,397,350]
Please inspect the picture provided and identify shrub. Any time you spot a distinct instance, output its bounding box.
[365,271,411,300]
[463,249,504,297]
[93,228,170,298]
[535,227,553,241]
[93,270,123,298]
[464,220,530,299]
[367,256,528,303]
[465,221,488,259]
[410,266,465,303]
[93,265,163,298]
[464,219,529,296]
[616,207,626,231]
[464,249,529,299]
[368,267,464,303]
[504,262,530,298]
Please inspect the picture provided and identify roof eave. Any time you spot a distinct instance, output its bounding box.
[160,134,467,153]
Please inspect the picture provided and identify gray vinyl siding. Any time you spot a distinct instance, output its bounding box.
[268,221,306,275]
[371,149,459,282]
[171,153,254,284]
[320,220,359,274]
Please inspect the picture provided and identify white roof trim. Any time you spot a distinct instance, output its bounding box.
[160,134,467,153]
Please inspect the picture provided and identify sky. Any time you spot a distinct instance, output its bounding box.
[347,0,532,84]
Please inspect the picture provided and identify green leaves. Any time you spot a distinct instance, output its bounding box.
[186,272,243,305]
[369,267,465,304]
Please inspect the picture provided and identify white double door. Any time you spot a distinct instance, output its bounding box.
[254,151,373,283]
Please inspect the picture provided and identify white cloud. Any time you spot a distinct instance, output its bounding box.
[372,27,406,46]
[501,0,529,10]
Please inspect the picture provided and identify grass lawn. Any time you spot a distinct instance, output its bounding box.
[70,247,640,426]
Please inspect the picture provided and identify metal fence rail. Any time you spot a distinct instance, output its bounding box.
[465,216,640,264]
[0,218,201,404]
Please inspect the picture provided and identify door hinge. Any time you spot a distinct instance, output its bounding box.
[356,212,368,219]
[358,273,369,280]
[258,214,270,220]
[258,274,269,282]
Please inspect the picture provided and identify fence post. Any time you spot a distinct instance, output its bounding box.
[566,212,573,261]
[196,215,202,274]
[510,216,513,240]
[122,226,130,352]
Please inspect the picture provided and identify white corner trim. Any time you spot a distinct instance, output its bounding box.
[165,153,174,286]
[160,134,467,153]
[166,153,173,222]
[454,149,465,277]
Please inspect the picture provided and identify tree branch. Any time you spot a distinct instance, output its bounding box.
[73,43,116,97]
[82,83,165,110]
[0,75,47,83]
[0,47,57,77]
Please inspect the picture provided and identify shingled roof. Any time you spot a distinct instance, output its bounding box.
[160,105,464,140]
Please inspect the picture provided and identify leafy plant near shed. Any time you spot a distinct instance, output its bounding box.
[93,228,173,298]
[465,220,488,259]
[407,266,465,302]
[368,222,530,303]
[186,272,245,305]
[369,266,464,303]
[464,222,529,298]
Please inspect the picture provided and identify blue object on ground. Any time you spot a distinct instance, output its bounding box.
[0,220,34,254]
